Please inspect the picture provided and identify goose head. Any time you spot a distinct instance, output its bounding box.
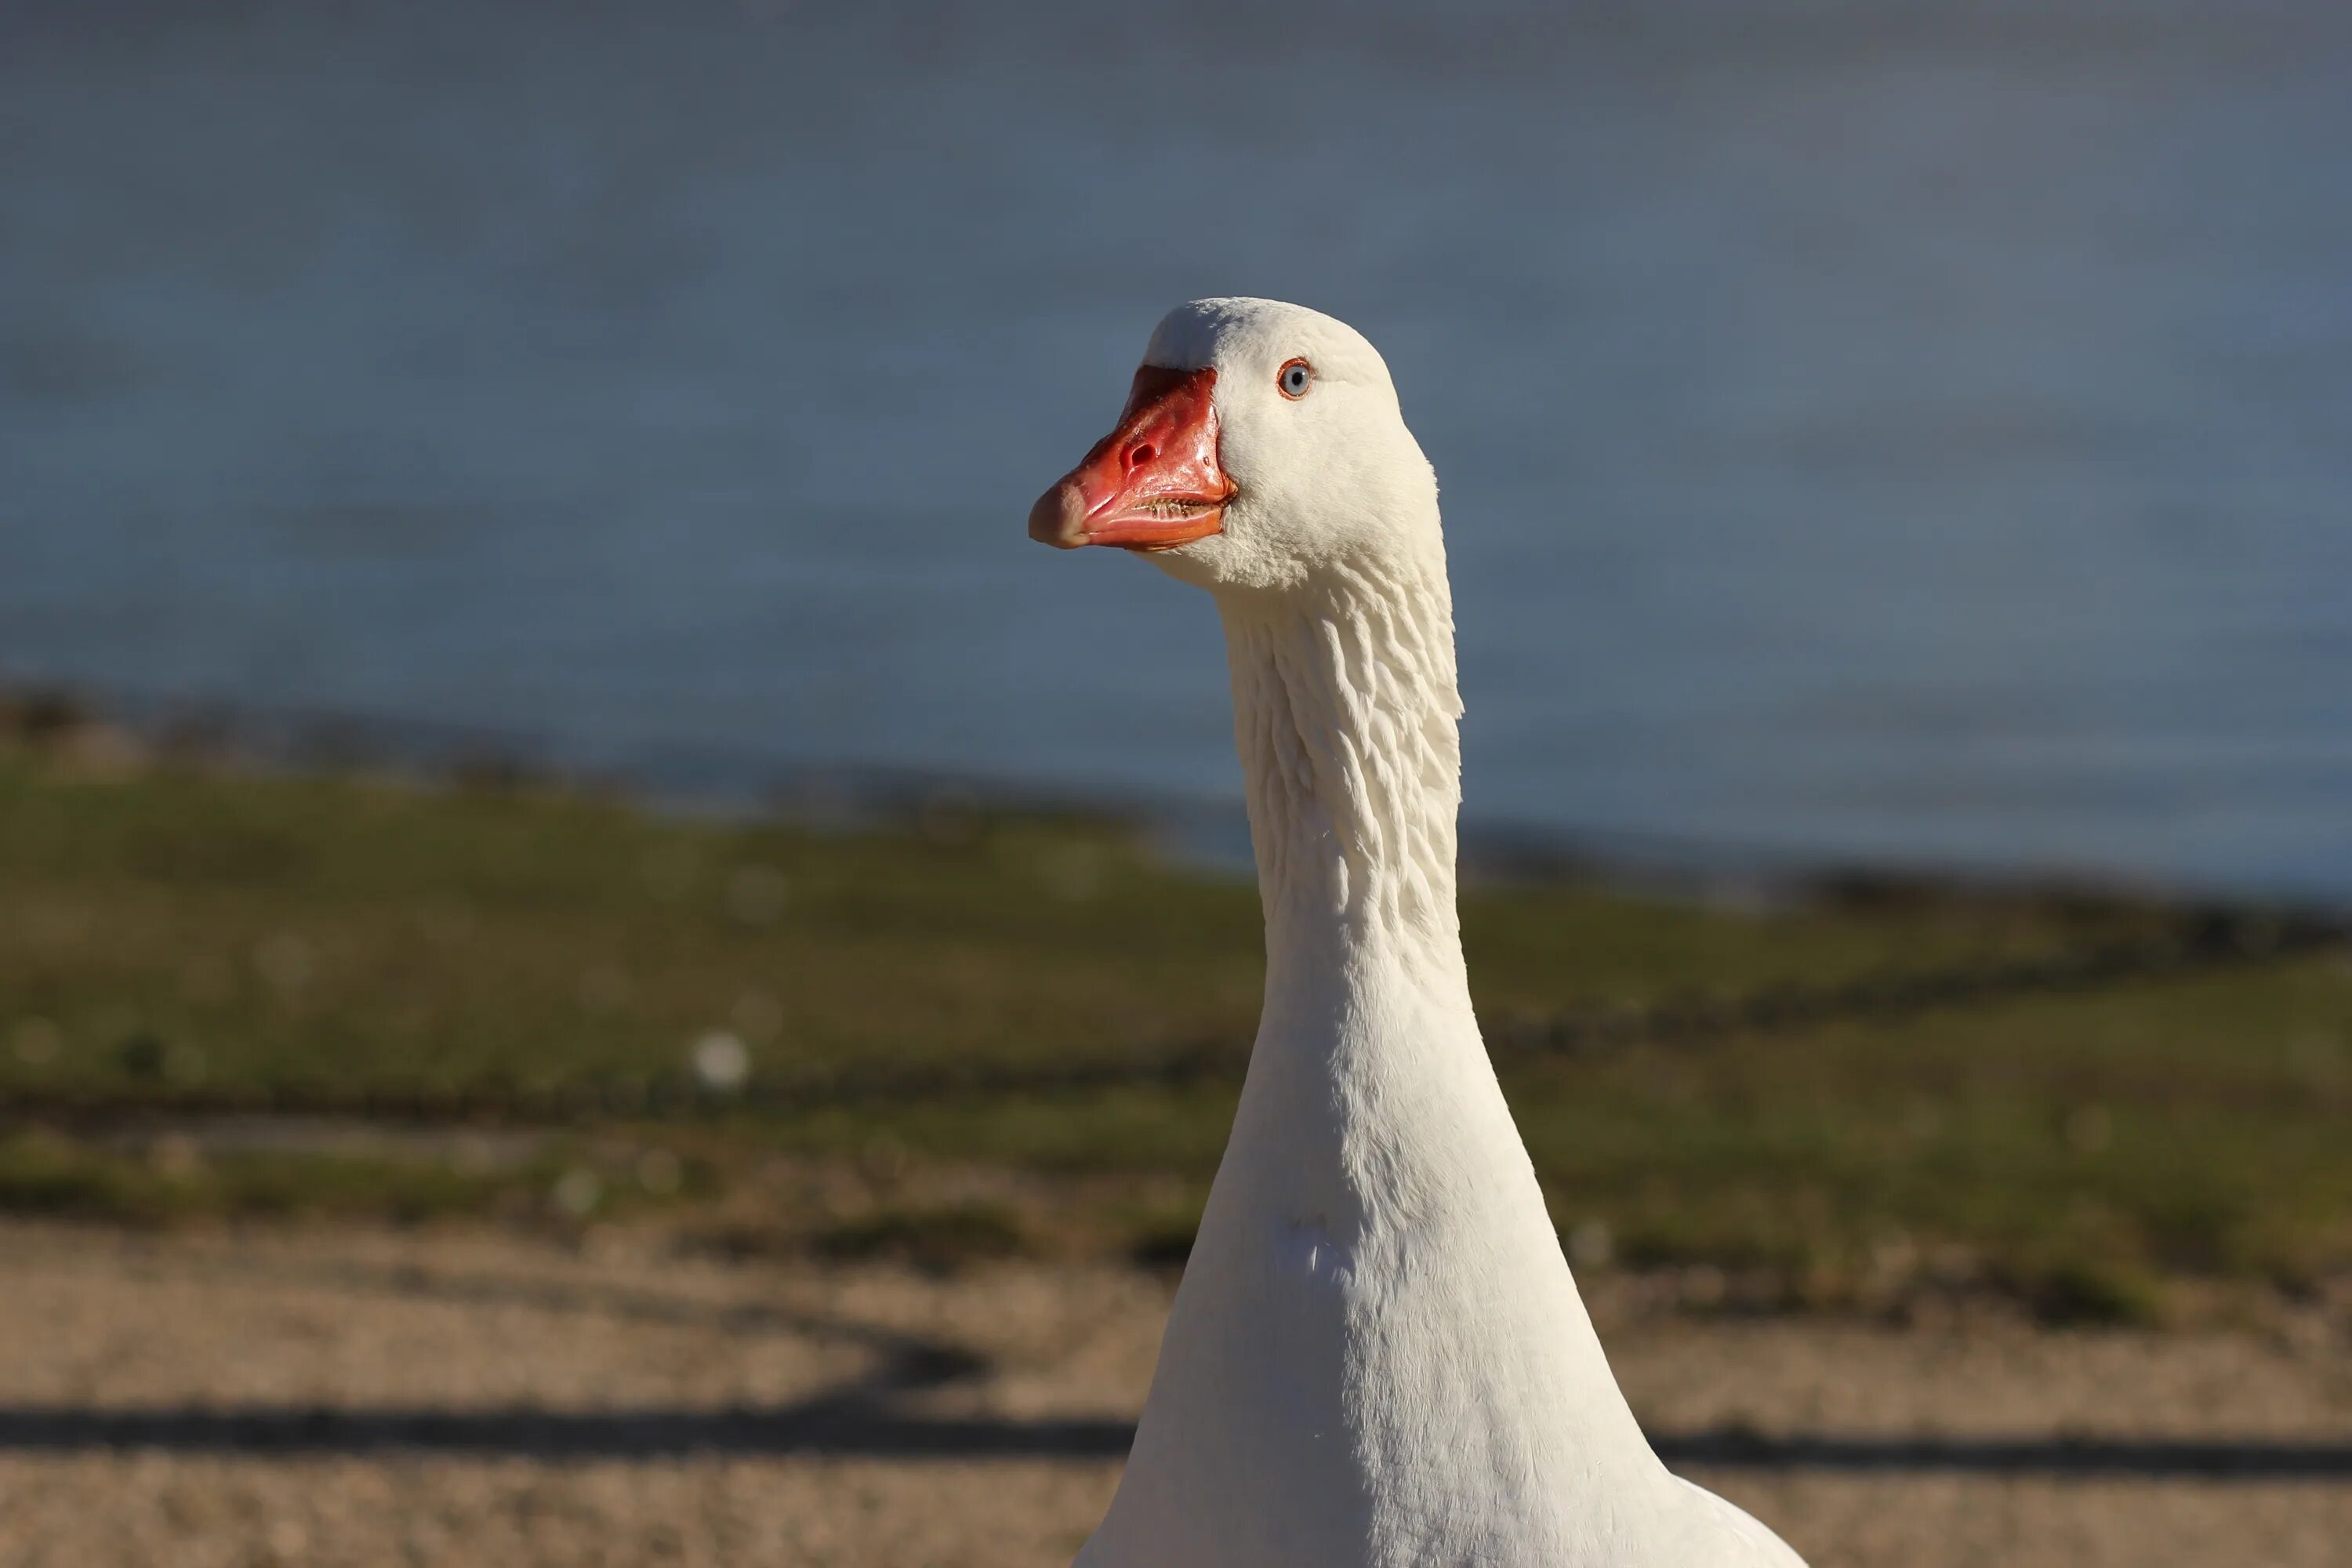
[1029,297,1439,597]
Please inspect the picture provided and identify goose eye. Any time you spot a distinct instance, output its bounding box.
[1276,359,1313,400]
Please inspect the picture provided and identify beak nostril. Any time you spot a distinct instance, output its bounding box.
[1034,363,1224,551]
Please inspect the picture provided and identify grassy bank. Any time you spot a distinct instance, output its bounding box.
[2,731,2349,1322]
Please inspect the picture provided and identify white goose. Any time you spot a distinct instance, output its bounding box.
[1029,298,1806,1568]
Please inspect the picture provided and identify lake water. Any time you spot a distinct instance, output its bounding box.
[4,2,2349,901]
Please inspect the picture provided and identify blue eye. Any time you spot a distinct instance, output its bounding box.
[1277,358,1313,399]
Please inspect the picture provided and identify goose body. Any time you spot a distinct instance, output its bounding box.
[1030,298,1804,1568]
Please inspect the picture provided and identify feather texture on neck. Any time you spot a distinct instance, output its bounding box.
[1220,546,1466,1000]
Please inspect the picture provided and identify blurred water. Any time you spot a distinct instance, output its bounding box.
[4,2,2349,899]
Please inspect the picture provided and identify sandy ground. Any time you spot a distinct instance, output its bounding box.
[1,1222,2347,1567]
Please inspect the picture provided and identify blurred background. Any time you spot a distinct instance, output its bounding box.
[8,0,2350,895]
[2,4,2350,1566]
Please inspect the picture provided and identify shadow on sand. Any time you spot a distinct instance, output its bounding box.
[1,1403,2345,1479]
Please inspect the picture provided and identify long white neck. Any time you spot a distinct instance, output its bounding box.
[1210,545,1498,1185]
[1091,534,1676,1568]
[1220,547,1469,1018]
[1203,532,1657,1459]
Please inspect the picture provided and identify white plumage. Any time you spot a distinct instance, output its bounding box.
[1034,297,1806,1568]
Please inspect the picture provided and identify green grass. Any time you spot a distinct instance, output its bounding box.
[3,746,2349,1321]
[0,1126,527,1225]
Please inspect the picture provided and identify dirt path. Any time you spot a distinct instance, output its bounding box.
[1,1221,2346,1567]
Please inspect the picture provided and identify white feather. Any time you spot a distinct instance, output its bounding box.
[1073,298,1805,1568]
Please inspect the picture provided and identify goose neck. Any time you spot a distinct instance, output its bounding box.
[1217,553,1467,1000]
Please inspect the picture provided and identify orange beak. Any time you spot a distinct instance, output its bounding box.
[1029,365,1233,551]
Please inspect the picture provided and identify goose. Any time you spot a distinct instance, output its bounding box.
[1028,298,1806,1568]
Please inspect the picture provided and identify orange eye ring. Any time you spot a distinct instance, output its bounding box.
[1276,358,1313,400]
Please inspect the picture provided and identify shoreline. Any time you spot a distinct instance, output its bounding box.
[5,677,2338,922]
